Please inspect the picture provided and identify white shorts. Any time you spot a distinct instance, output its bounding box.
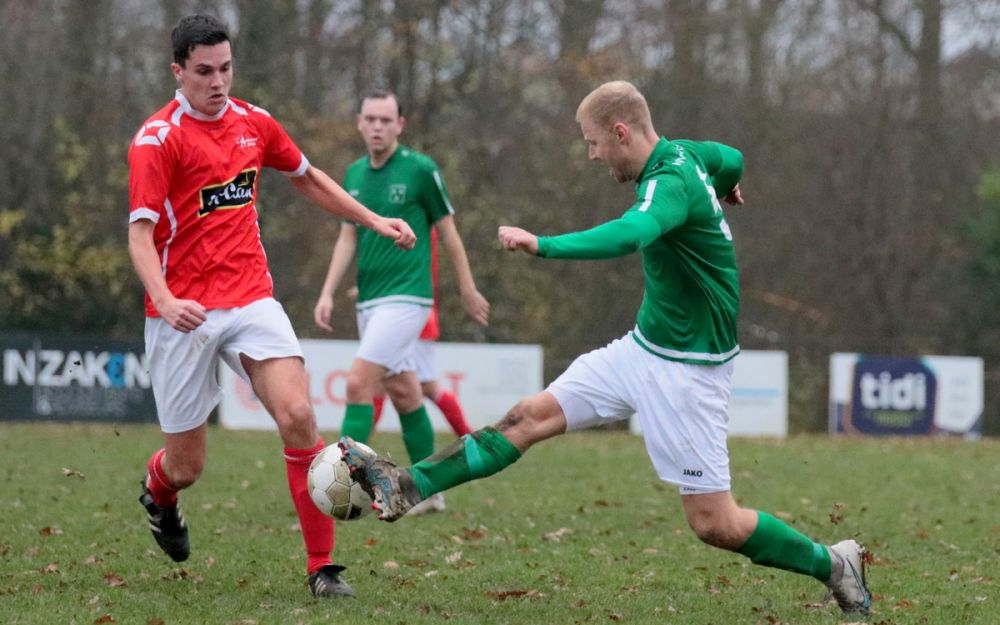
[355,303,432,376]
[413,341,437,383]
[144,297,303,433]
[547,334,734,493]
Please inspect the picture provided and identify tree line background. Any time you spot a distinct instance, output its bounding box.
[2,0,999,433]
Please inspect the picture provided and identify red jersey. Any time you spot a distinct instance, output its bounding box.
[128,91,308,317]
[420,228,440,340]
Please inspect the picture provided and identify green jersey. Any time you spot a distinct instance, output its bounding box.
[344,145,454,308]
[536,138,743,365]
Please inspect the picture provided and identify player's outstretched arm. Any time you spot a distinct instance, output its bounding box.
[436,216,490,326]
[291,165,416,250]
[314,223,357,332]
[127,220,206,333]
[498,226,539,256]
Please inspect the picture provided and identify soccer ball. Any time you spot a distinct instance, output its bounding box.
[308,444,372,520]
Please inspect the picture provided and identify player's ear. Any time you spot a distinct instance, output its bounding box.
[612,122,629,144]
[398,116,406,133]
[170,62,183,83]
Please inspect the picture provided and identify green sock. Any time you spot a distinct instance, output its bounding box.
[399,405,434,463]
[738,511,832,582]
[341,403,374,444]
[407,427,522,498]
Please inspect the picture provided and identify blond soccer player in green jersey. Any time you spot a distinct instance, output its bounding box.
[340,81,872,615]
[314,90,489,515]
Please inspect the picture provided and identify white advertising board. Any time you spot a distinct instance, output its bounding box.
[630,350,788,438]
[219,339,543,432]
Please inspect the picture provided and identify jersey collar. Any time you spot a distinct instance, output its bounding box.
[636,137,679,184]
[173,90,231,123]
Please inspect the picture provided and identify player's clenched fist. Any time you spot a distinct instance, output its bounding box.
[374,217,416,250]
[498,226,539,255]
[156,296,207,333]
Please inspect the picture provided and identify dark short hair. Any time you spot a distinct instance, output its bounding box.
[171,14,230,66]
[361,89,403,117]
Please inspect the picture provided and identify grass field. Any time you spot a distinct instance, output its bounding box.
[1,424,997,625]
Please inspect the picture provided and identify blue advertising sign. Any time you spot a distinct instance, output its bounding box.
[846,357,937,435]
[829,353,983,438]
[1,333,158,423]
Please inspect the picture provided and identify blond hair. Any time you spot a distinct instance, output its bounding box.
[576,81,653,133]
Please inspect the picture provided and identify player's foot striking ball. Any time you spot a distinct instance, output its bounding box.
[138,476,190,562]
[339,437,421,521]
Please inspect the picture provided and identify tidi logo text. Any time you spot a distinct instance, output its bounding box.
[859,372,926,410]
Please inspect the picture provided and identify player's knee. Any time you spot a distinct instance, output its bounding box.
[685,511,741,549]
[279,400,316,432]
[167,459,204,489]
[345,371,371,403]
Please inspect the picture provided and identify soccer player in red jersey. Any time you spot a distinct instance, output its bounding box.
[127,14,414,599]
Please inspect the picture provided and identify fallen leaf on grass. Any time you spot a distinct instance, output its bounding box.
[608,613,623,621]
[542,527,574,542]
[62,467,85,479]
[104,573,126,587]
[94,616,116,624]
[43,563,59,573]
[570,599,588,608]
[486,589,541,601]
[147,618,165,625]
[39,527,63,536]
[383,561,400,569]
[445,551,462,565]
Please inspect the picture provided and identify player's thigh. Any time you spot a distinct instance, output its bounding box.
[635,359,734,494]
[239,354,311,420]
[546,335,638,431]
[219,298,303,381]
[145,315,226,433]
[217,298,311,418]
[355,304,431,375]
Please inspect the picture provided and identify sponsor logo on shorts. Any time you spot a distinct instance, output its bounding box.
[199,168,257,216]
[682,468,704,477]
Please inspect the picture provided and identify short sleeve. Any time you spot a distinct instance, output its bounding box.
[128,123,176,224]
[259,113,309,176]
[421,160,455,224]
[632,173,688,234]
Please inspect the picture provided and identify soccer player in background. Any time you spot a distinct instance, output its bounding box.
[312,89,489,513]
[341,81,873,615]
[369,228,475,514]
[127,14,414,599]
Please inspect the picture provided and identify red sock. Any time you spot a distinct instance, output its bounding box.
[146,448,179,508]
[433,389,472,437]
[372,395,386,428]
[284,439,334,574]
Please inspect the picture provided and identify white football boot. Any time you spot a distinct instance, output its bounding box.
[825,539,872,615]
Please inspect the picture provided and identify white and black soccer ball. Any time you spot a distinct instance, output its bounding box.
[307,444,372,520]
